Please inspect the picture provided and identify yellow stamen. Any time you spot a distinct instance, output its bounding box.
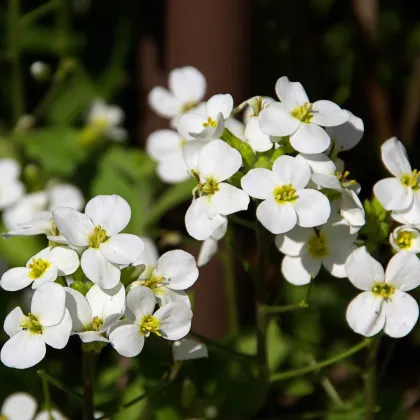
[28,258,50,279]
[202,116,217,128]
[291,102,313,124]
[395,230,413,250]
[88,226,109,249]
[139,315,161,337]
[308,233,328,259]
[372,282,395,299]
[20,313,42,334]
[273,184,298,204]
[401,170,420,190]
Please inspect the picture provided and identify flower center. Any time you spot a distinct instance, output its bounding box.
[139,274,164,290]
[28,258,51,279]
[273,184,298,204]
[139,315,161,337]
[308,233,329,259]
[88,225,109,248]
[20,313,42,334]
[401,170,420,189]
[291,102,313,124]
[89,316,103,332]
[395,230,413,249]
[371,282,395,299]
[0,415,8,420]
[202,116,217,128]
[181,101,198,113]
[336,171,356,189]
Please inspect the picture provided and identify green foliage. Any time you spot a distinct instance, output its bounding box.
[221,128,255,168]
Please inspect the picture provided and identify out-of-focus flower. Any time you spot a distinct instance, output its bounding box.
[0,158,24,210]
[0,392,37,420]
[30,61,51,82]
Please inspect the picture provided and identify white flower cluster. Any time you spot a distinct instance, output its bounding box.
[147,66,420,340]
[0,194,199,369]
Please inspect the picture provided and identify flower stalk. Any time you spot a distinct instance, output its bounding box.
[83,349,95,420]
[364,337,381,420]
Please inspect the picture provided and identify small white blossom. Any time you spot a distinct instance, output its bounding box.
[65,283,125,343]
[345,247,420,338]
[1,246,79,291]
[197,220,228,267]
[241,155,330,234]
[30,61,50,81]
[34,409,67,420]
[1,283,72,369]
[172,338,208,361]
[53,195,144,289]
[390,225,420,253]
[259,76,348,154]
[0,158,24,210]
[109,286,192,357]
[1,393,37,420]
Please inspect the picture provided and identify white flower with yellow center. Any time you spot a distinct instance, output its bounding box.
[148,66,206,126]
[65,283,125,343]
[390,225,420,253]
[185,140,249,240]
[1,246,79,291]
[275,222,357,285]
[109,286,192,357]
[345,247,420,338]
[241,155,330,234]
[178,94,233,141]
[326,110,364,152]
[146,129,189,183]
[0,158,24,210]
[1,283,72,369]
[53,195,144,289]
[258,76,348,154]
[0,393,37,420]
[374,138,420,220]
[197,220,228,267]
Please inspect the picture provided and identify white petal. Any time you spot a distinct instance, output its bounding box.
[183,139,209,171]
[245,116,272,152]
[64,288,92,332]
[99,234,144,265]
[294,189,331,227]
[1,331,46,369]
[198,140,242,183]
[326,110,364,151]
[148,86,180,118]
[346,292,385,337]
[272,155,311,188]
[146,129,183,161]
[281,254,321,285]
[311,100,349,127]
[311,173,342,190]
[340,190,365,228]
[212,219,228,240]
[1,267,32,291]
[133,236,159,279]
[275,76,309,109]
[3,211,53,238]
[290,123,331,154]
[296,153,336,175]
[4,307,24,337]
[49,246,80,276]
[185,197,226,240]
[373,178,413,211]
[197,238,218,267]
[169,66,206,103]
[257,199,297,234]
[384,290,419,338]
[81,248,121,289]
[154,303,193,340]
[0,180,24,209]
[241,168,278,200]
[345,246,383,290]
[76,331,109,343]
[172,338,208,361]
[225,117,246,141]
[211,183,250,216]
[125,286,156,322]
[390,225,420,253]
[85,194,131,235]
[381,137,412,178]
[48,183,84,212]
[275,226,313,257]
[156,250,198,290]
[0,158,21,179]
[31,283,65,327]
[155,287,191,307]
[385,251,420,291]
[391,190,420,225]
[156,155,189,184]
[2,393,37,420]
[53,207,92,246]
[86,283,125,320]
[109,323,144,357]
[323,244,357,278]
[177,112,206,140]
[34,409,66,420]
[42,309,72,349]
[206,94,233,120]
[259,102,300,136]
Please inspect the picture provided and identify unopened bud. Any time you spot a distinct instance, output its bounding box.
[30,61,51,82]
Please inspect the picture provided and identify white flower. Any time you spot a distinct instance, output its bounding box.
[345,247,420,338]
[48,183,84,212]
[326,110,364,152]
[30,61,50,81]
[197,220,228,267]
[0,158,24,210]
[241,155,330,234]
[225,117,246,141]
[390,225,420,253]
[185,140,249,240]
[146,129,189,183]
[172,338,208,361]
[3,211,55,238]
[148,66,206,126]
[1,246,79,291]
[109,286,192,357]
[88,99,126,142]
[34,409,67,420]
[132,250,199,307]
[373,137,420,218]
[258,76,348,154]
[65,283,125,343]
[1,393,37,420]
[276,222,357,285]
[53,195,144,289]
[178,94,233,140]
[242,96,275,123]
[1,283,72,369]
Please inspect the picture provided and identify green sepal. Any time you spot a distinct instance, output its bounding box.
[221,128,255,168]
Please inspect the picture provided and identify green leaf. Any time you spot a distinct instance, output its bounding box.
[267,319,290,371]
[285,378,314,397]
[221,128,255,167]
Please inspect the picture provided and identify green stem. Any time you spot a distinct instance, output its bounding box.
[37,370,83,399]
[56,0,70,57]
[229,215,256,230]
[83,350,95,420]
[320,377,344,408]
[264,301,309,315]
[271,339,370,383]
[8,0,24,123]
[41,376,52,412]
[20,0,58,25]
[229,237,257,283]
[364,337,381,420]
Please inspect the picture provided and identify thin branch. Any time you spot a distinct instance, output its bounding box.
[37,370,83,400]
